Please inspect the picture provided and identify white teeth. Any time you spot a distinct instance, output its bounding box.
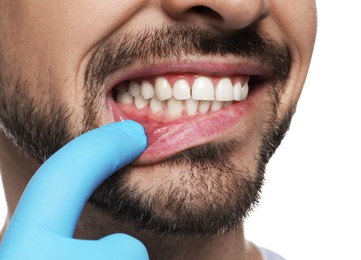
[185,98,199,115]
[233,81,249,101]
[167,98,184,118]
[150,97,164,113]
[134,95,149,109]
[241,82,249,100]
[128,81,141,97]
[173,79,191,100]
[155,77,173,101]
[215,78,233,101]
[114,75,250,118]
[141,81,155,100]
[211,101,223,112]
[233,82,242,101]
[198,101,212,114]
[116,92,133,105]
[192,76,214,101]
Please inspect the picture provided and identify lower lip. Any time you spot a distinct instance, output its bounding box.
[108,87,260,164]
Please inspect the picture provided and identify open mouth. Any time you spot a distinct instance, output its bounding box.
[107,64,269,164]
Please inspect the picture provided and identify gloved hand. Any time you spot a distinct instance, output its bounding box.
[0,121,149,260]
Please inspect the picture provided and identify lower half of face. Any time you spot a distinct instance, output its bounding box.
[89,98,295,236]
[0,60,294,236]
[0,1,316,237]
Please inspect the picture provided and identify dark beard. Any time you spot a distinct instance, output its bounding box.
[88,104,295,237]
[0,24,293,236]
[0,81,72,163]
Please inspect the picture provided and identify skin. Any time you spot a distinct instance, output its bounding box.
[0,0,317,259]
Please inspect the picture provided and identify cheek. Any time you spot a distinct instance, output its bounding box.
[271,0,317,47]
[0,1,146,102]
[273,0,317,72]
[268,0,317,115]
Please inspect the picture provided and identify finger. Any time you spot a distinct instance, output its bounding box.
[63,234,149,260]
[7,121,146,237]
[1,231,149,260]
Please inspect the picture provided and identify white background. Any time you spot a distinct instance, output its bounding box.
[1,1,360,259]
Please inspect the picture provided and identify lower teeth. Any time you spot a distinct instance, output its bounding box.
[116,92,236,117]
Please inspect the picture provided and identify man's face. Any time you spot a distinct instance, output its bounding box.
[0,1,316,235]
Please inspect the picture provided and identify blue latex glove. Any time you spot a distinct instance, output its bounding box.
[0,121,149,259]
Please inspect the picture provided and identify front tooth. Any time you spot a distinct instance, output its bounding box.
[134,95,149,109]
[155,77,172,101]
[173,79,191,100]
[215,78,233,101]
[185,98,199,115]
[141,81,155,100]
[198,101,212,114]
[129,81,141,97]
[150,97,164,113]
[192,76,214,101]
[241,83,249,100]
[211,101,223,112]
[233,82,242,101]
[167,98,184,118]
[116,92,133,105]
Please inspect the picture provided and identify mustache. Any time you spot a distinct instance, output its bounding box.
[84,24,292,89]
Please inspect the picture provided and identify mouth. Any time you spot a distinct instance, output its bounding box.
[106,61,270,164]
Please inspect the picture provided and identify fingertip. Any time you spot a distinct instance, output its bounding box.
[99,233,149,259]
[115,120,147,150]
[121,119,144,130]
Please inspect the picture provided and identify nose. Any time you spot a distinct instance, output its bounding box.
[161,0,270,31]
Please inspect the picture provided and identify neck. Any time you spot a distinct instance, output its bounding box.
[0,132,261,259]
[75,203,260,260]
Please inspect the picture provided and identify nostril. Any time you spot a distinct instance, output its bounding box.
[190,5,223,21]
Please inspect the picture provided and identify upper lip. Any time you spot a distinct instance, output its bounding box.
[104,56,272,94]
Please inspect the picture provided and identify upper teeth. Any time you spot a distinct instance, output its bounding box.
[115,76,249,118]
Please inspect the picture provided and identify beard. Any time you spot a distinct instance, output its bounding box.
[0,24,293,236]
